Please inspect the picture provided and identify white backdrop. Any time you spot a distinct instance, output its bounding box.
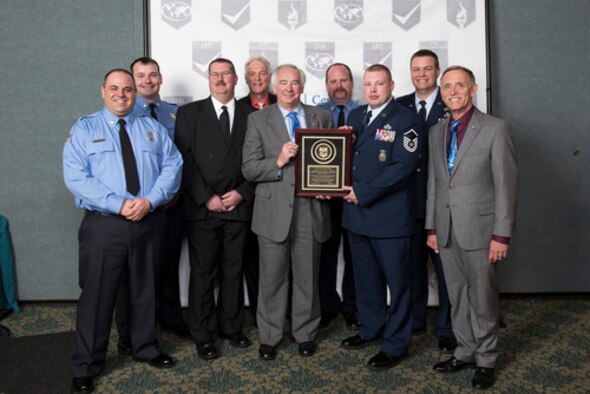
[150,0,488,107]
[148,0,489,306]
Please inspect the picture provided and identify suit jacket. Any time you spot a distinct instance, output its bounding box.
[238,93,277,110]
[425,107,518,251]
[397,89,449,219]
[175,97,254,221]
[342,99,423,238]
[242,103,332,243]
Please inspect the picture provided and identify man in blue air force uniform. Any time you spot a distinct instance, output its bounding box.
[340,64,423,371]
[63,69,182,394]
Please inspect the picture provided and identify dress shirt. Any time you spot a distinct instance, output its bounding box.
[367,97,393,126]
[210,96,235,133]
[134,96,178,140]
[63,108,183,214]
[413,88,438,120]
[317,99,361,126]
[278,105,308,133]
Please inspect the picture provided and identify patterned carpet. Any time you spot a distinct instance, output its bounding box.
[1,296,589,393]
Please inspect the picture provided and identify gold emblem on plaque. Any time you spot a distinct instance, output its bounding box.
[310,139,337,164]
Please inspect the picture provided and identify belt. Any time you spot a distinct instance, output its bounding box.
[84,210,119,218]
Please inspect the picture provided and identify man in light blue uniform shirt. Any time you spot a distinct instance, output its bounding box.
[63,69,182,394]
[112,57,188,354]
[316,63,361,330]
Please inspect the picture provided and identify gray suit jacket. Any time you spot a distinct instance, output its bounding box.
[425,107,518,251]
[242,103,332,243]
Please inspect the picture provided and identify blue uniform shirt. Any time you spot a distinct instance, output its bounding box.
[317,99,361,126]
[133,96,178,140]
[63,107,183,214]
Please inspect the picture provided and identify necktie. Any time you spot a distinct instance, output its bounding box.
[337,105,346,127]
[219,105,230,139]
[287,111,300,142]
[118,119,140,196]
[418,100,426,123]
[447,120,460,175]
[148,103,158,120]
[361,110,372,133]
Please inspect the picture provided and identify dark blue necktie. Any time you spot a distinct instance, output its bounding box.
[447,120,460,174]
[287,111,300,142]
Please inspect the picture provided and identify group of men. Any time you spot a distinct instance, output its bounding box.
[63,49,517,393]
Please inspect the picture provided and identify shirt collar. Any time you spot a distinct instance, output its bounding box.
[210,96,235,113]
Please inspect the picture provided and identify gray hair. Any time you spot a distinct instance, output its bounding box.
[271,64,306,88]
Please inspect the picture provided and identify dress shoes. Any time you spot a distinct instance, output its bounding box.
[340,334,377,350]
[134,353,176,369]
[117,339,132,356]
[196,341,219,360]
[259,344,277,361]
[342,311,361,330]
[366,351,406,371]
[433,356,476,373]
[472,367,496,389]
[219,332,252,348]
[298,341,316,357]
[161,323,191,338]
[71,377,94,394]
[438,336,458,353]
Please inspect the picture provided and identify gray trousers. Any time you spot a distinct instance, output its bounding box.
[439,228,499,368]
[256,198,321,346]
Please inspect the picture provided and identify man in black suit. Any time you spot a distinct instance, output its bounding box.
[397,49,456,353]
[175,58,254,360]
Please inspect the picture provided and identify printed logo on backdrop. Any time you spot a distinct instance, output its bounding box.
[163,96,193,106]
[305,42,335,79]
[391,0,421,30]
[420,41,448,71]
[249,42,279,69]
[192,42,222,78]
[447,0,475,29]
[279,0,307,31]
[222,0,250,30]
[363,42,392,69]
[161,0,192,29]
[334,0,364,31]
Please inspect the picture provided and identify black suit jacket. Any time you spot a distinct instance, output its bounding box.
[238,93,277,110]
[397,90,449,219]
[175,97,255,221]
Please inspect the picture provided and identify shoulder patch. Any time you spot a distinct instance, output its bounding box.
[403,129,418,153]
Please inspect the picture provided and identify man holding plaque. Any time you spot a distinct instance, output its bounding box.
[340,64,423,371]
[316,63,361,330]
[242,64,332,360]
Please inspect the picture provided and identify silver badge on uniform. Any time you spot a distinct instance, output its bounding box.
[403,129,418,153]
[169,113,176,121]
[378,149,387,162]
[147,132,155,142]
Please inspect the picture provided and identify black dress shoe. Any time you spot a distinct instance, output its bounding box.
[148,353,176,368]
[472,367,495,389]
[340,334,376,350]
[298,341,316,357]
[161,323,191,338]
[259,344,277,360]
[366,351,405,371]
[342,311,361,330]
[71,377,94,393]
[196,341,219,360]
[433,356,476,373]
[219,332,252,348]
[438,336,458,353]
[319,312,337,328]
[117,339,132,356]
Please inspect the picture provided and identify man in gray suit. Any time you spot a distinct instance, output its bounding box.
[242,64,332,360]
[426,65,517,390]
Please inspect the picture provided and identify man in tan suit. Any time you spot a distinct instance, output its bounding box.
[242,64,332,361]
[426,66,518,390]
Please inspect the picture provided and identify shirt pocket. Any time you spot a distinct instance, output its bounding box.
[86,140,116,170]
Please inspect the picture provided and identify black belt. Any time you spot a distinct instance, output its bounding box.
[84,210,119,218]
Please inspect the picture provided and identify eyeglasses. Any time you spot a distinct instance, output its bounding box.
[209,71,234,79]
